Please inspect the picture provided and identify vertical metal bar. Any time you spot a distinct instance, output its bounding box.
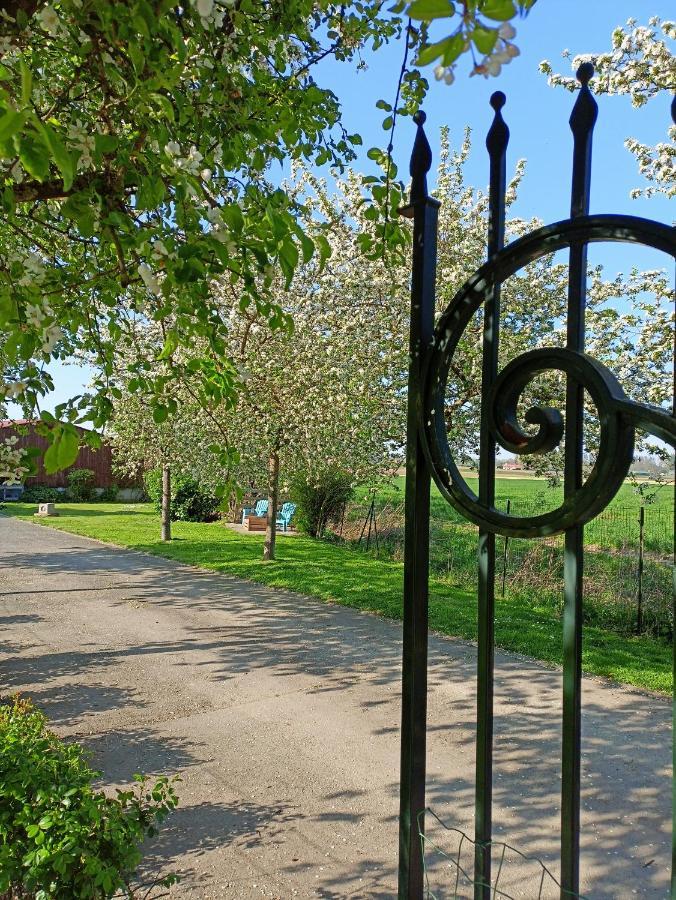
[474,92,509,899]
[398,110,440,900]
[561,62,597,899]
[637,506,644,635]
[501,498,511,598]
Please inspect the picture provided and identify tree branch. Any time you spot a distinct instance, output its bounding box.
[13,172,101,203]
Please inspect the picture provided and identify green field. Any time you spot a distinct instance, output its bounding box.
[2,499,672,695]
[343,475,673,641]
[356,475,674,554]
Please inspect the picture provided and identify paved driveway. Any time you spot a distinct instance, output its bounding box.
[0,515,671,897]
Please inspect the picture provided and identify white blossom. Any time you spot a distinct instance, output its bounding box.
[137,262,161,295]
[37,5,60,35]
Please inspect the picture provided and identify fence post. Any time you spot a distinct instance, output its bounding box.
[637,505,645,635]
[398,110,438,900]
[501,499,511,597]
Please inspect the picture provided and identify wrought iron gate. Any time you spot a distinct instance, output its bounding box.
[397,65,676,899]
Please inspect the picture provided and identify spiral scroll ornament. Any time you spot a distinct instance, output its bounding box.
[421,215,676,539]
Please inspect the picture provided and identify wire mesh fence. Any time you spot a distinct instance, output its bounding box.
[327,494,673,639]
[420,810,589,900]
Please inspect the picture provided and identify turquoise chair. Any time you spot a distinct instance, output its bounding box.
[276,502,296,532]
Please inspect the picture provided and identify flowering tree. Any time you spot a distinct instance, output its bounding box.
[110,387,231,540]
[109,167,410,557]
[540,17,675,199]
[105,121,672,551]
[0,0,539,472]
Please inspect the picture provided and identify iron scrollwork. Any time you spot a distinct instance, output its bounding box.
[420,215,676,540]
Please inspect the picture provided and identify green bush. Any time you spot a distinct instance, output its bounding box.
[291,470,354,537]
[172,481,221,522]
[20,485,65,504]
[142,469,164,507]
[97,484,119,502]
[67,469,96,502]
[143,469,220,522]
[0,696,178,899]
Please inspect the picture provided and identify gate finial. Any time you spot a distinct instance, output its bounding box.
[409,110,433,204]
[569,62,597,219]
[486,91,509,161]
[569,62,598,140]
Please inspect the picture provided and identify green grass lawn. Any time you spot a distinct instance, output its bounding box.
[3,500,672,695]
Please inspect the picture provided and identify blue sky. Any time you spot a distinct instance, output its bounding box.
[10,1,674,417]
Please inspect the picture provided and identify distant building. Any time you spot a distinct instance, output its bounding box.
[501,459,523,471]
[0,419,136,489]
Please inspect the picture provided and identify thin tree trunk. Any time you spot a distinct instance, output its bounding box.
[263,450,280,561]
[161,463,171,542]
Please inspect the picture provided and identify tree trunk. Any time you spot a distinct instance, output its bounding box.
[161,464,171,542]
[263,450,280,561]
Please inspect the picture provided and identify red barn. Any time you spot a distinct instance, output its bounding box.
[0,420,131,488]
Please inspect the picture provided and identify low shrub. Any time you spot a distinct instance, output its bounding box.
[291,470,354,537]
[172,481,221,522]
[20,485,65,504]
[143,469,220,522]
[0,696,178,899]
[67,468,96,502]
[97,484,119,502]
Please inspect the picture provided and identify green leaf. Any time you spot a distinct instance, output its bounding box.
[158,329,179,360]
[153,404,169,424]
[382,116,393,131]
[43,427,79,474]
[416,36,458,67]
[220,203,244,233]
[94,133,117,155]
[442,32,465,65]
[299,232,314,264]
[279,237,299,287]
[407,0,455,19]
[128,43,145,75]
[315,233,331,270]
[62,192,96,237]
[20,58,32,106]
[480,0,516,19]
[18,134,50,181]
[471,25,499,54]
[152,93,175,122]
[57,429,80,469]
[0,109,25,146]
[34,120,75,191]
[137,175,165,210]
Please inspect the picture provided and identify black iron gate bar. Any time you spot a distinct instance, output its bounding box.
[397,69,676,900]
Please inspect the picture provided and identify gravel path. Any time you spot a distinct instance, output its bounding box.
[0,515,671,898]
